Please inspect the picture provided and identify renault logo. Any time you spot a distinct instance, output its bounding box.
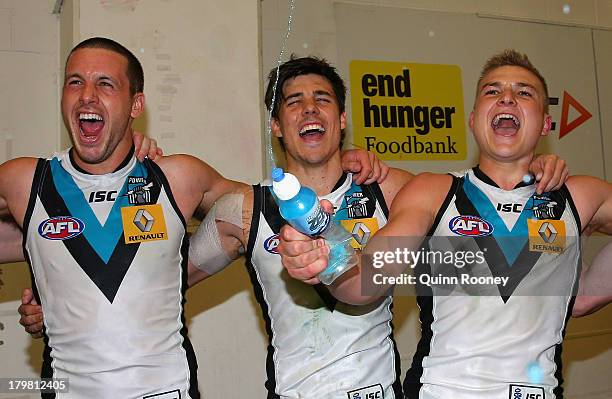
[538,222,557,243]
[133,209,155,232]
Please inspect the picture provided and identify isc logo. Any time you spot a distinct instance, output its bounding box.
[449,215,493,237]
[38,217,85,240]
[497,203,522,213]
[347,384,383,399]
[88,190,117,203]
[263,234,280,254]
[510,384,545,399]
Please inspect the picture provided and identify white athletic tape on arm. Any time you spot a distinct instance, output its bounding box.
[189,203,233,275]
[214,193,244,228]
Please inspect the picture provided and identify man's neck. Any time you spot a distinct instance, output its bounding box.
[478,155,532,190]
[73,132,134,175]
[286,155,344,196]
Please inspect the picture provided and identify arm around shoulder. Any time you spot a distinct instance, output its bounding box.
[155,154,249,220]
[378,167,414,206]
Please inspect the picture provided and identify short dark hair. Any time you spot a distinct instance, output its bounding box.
[477,49,549,113]
[68,37,144,96]
[264,55,347,118]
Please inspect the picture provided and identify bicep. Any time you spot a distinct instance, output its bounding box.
[0,157,37,224]
[570,177,612,234]
[380,167,414,206]
[591,191,612,234]
[0,216,24,263]
[380,173,447,238]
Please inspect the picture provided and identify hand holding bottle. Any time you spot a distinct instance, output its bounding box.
[272,168,357,284]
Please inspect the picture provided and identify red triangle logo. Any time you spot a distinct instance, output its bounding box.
[559,91,592,138]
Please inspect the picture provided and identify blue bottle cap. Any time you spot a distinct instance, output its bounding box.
[272,167,285,182]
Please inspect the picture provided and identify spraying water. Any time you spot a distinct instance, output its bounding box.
[265,2,358,283]
[265,0,296,176]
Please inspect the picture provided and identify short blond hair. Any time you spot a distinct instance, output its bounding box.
[477,49,549,113]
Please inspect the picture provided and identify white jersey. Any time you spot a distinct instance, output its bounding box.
[247,173,402,398]
[23,149,198,399]
[404,168,580,399]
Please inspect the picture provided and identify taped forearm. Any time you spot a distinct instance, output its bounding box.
[188,193,245,275]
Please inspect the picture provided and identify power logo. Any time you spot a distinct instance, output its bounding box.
[121,204,168,244]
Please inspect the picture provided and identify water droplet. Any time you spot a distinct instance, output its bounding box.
[562,4,571,15]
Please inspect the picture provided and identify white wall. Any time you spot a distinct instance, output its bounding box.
[0,0,60,163]
[0,1,58,397]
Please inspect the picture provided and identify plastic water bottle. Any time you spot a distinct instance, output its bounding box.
[271,167,357,285]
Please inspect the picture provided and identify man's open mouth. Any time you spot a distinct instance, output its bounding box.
[299,123,325,137]
[491,113,520,133]
[79,113,105,137]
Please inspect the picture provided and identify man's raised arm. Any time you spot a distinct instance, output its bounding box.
[278,172,452,305]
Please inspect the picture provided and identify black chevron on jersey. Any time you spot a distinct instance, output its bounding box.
[37,160,161,303]
[453,178,568,301]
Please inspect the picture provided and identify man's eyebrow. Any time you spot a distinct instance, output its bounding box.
[64,73,119,84]
[514,82,537,89]
[98,75,119,84]
[480,81,501,89]
[64,72,83,80]
[314,89,333,96]
[480,81,537,90]
[283,92,303,101]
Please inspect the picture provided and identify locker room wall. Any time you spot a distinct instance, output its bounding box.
[1,1,611,398]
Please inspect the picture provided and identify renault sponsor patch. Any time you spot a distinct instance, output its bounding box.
[121,204,168,244]
[340,218,380,249]
[528,219,566,254]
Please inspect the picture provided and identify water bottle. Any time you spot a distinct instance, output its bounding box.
[271,167,357,285]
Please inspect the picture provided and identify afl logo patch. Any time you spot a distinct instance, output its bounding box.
[449,215,493,237]
[263,234,280,254]
[38,217,85,240]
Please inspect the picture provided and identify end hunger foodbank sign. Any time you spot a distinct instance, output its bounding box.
[350,60,466,160]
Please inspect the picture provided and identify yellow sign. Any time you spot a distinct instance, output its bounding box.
[121,204,168,244]
[350,60,466,160]
[340,217,380,250]
[527,219,566,254]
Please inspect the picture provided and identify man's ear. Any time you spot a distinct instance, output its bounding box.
[468,111,475,131]
[271,118,283,138]
[541,114,552,136]
[340,111,346,130]
[131,93,145,118]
